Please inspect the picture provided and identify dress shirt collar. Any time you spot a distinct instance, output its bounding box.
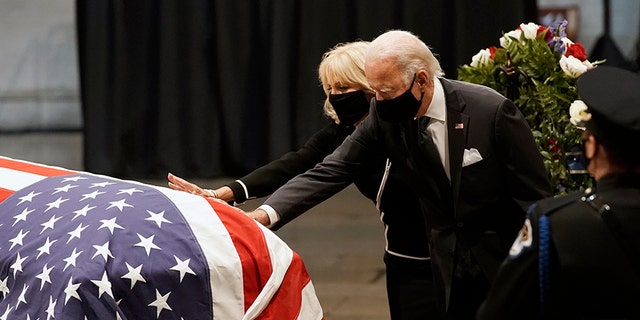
[421,77,445,121]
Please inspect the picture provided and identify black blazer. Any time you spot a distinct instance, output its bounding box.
[227,123,351,204]
[265,78,552,309]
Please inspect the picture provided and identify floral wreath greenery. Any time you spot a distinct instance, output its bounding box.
[457,20,604,195]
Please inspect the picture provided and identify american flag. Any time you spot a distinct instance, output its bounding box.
[0,156,324,319]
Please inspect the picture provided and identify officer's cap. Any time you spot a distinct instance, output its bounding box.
[577,66,640,147]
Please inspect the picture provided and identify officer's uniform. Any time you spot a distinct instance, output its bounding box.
[476,66,640,319]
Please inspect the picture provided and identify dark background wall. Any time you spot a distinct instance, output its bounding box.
[76,0,539,179]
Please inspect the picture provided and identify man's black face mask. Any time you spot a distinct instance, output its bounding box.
[375,74,424,123]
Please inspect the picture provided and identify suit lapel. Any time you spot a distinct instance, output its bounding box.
[440,79,468,216]
[447,109,468,212]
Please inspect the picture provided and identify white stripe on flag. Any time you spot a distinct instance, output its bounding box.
[154,186,246,319]
[242,222,294,319]
[298,281,324,320]
[0,167,46,191]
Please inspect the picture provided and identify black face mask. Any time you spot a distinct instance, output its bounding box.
[329,90,370,126]
[375,74,424,123]
[579,135,591,170]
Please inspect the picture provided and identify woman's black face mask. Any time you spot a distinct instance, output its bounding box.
[375,74,424,123]
[329,90,371,126]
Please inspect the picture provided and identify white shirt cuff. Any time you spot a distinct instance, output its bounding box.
[257,204,280,228]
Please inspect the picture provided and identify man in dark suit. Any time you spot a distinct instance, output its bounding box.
[476,66,640,319]
[248,29,551,319]
[169,41,437,319]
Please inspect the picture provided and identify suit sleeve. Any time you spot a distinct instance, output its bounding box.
[226,123,350,203]
[495,99,552,208]
[265,116,378,230]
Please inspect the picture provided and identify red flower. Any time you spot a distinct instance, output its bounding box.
[537,26,553,42]
[489,46,497,60]
[565,42,588,61]
[548,137,558,155]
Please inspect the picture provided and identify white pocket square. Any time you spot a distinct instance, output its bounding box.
[462,148,483,167]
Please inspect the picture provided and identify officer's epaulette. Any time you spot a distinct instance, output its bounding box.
[533,190,586,218]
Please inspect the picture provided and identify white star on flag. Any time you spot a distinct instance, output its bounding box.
[43,197,68,213]
[79,190,105,201]
[122,262,146,289]
[170,256,196,282]
[62,248,82,271]
[91,271,114,299]
[36,237,57,259]
[92,241,114,261]
[98,217,124,234]
[72,204,96,220]
[16,284,28,308]
[9,229,29,250]
[107,199,133,212]
[66,223,88,243]
[148,289,173,318]
[35,264,54,290]
[145,210,171,228]
[16,191,41,206]
[52,184,77,194]
[12,208,34,226]
[64,277,81,304]
[134,233,161,256]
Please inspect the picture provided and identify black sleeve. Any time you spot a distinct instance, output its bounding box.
[226,123,351,203]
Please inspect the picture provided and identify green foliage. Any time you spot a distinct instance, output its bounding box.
[458,25,594,195]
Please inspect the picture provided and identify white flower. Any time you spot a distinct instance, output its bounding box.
[519,22,540,40]
[561,37,574,46]
[500,29,522,48]
[559,55,593,78]
[470,48,493,68]
[569,100,591,129]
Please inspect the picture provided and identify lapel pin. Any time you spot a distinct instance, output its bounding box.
[455,123,464,129]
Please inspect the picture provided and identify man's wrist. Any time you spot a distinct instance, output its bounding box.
[257,205,280,228]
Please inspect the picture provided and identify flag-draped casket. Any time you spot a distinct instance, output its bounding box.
[0,156,323,319]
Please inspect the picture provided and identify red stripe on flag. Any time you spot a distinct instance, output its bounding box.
[0,157,76,177]
[0,187,13,203]
[256,251,312,319]
[209,199,273,312]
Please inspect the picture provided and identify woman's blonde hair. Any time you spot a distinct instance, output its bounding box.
[318,41,372,123]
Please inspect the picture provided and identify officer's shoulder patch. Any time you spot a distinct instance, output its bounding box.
[508,218,533,258]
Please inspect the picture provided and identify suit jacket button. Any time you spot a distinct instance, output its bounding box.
[457,222,464,227]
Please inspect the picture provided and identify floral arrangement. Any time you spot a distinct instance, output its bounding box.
[458,20,603,194]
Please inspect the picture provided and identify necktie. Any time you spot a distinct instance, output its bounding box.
[412,116,450,203]
[417,116,440,165]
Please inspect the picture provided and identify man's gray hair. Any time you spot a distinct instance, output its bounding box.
[366,30,444,86]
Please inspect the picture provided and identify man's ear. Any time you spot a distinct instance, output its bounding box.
[584,135,597,159]
[417,70,429,88]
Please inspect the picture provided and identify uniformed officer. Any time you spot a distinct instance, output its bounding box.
[476,66,640,319]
